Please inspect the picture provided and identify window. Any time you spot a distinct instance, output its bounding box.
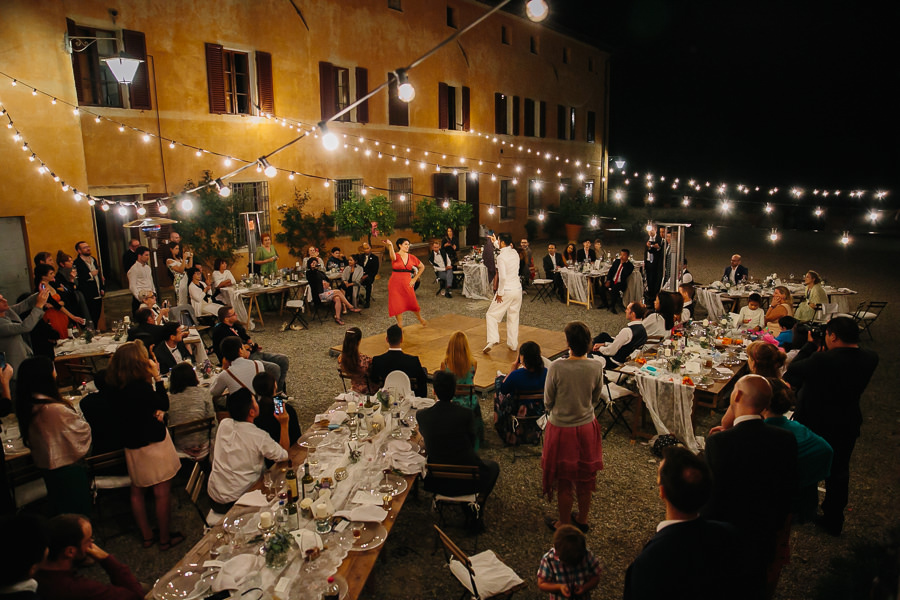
[527,179,541,215]
[584,179,595,199]
[539,100,546,137]
[230,182,270,247]
[388,72,409,126]
[500,180,516,220]
[447,6,457,28]
[563,48,570,64]
[569,107,576,141]
[501,25,510,45]
[318,63,368,123]
[205,43,274,115]
[334,178,363,210]
[557,105,566,140]
[524,98,535,137]
[388,0,402,10]
[66,20,150,110]
[494,93,508,135]
[389,178,413,227]
[586,111,596,143]
[530,36,538,54]
[438,83,470,131]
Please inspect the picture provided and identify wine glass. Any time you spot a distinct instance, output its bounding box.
[262,471,275,501]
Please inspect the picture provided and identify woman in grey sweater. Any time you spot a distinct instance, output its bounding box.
[542,321,604,533]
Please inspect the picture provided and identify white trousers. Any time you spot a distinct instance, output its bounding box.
[485,289,522,350]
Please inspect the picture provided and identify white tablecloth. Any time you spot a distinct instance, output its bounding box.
[221,287,251,324]
[636,375,703,453]
[559,268,592,303]
[462,262,492,300]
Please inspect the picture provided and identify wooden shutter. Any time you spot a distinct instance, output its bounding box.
[205,43,226,114]
[461,86,470,131]
[539,101,546,137]
[512,95,520,136]
[388,73,409,126]
[438,82,449,130]
[494,93,507,135]
[557,105,566,140]
[433,173,446,200]
[256,51,274,115]
[587,111,596,143]
[524,98,535,136]
[67,19,84,104]
[355,67,369,123]
[319,61,335,121]
[122,29,150,110]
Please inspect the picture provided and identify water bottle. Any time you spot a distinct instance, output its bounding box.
[390,401,402,438]
[275,500,289,531]
[322,576,339,600]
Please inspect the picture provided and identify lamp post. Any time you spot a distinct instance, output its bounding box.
[65,34,143,85]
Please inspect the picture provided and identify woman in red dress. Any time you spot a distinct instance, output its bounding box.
[384,238,426,327]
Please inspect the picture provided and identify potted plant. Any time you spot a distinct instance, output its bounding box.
[411,198,473,243]
[172,171,238,270]
[558,196,594,242]
[333,193,397,248]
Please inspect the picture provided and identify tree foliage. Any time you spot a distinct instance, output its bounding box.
[171,171,236,268]
[411,198,474,241]
[275,188,335,258]
[332,193,396,246]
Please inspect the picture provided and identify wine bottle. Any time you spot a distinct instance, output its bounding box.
[285,460,298,502]
[301,461,315,500]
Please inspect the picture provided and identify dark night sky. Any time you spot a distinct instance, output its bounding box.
[546,0,899,196]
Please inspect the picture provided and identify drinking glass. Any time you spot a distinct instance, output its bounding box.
[262,471,275,501]
[307,445,319,467]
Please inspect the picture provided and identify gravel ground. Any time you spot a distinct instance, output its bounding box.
[92,226,898,600]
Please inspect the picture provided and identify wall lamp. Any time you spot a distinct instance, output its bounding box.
[64,33,144,84]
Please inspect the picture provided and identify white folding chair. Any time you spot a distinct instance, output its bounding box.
[384,370,413,397]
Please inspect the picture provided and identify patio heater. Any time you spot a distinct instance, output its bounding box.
[656,222,691,292]
[123,215,179,295]
[240,211,266,276]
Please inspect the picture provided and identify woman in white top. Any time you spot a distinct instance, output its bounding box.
[341,254,365,307]
[187,267,220,317]
[642,293,676,338]
[166,243,193,306]
[211,258,237,305]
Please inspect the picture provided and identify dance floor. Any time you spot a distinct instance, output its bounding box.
[329,313,568,391]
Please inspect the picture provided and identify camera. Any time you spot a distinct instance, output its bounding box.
[808,322,827,345]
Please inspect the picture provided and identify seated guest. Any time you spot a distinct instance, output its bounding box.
[325,247,348,271]
[186,267,221,317]
[212,306,290,393]
[369,324,427,397]
[1,364,13,514]
[34,251,55,268]
[576,239,596,264]
[428,240,454,297]
[599,249,634,313]
[34,264,84,338]
[738,293,766,331]
[209,336,281,402]
[763,378,833,523]
[138,290,169,325]
[79,369,124,455]
[341,254,365,307]
[765,286,793,327]
[542,243,566,302]
[775,316,797,348]
[417,370,499,531]
[562,242,577,266]
[338,327,374,394]
[36,514,144,600]
[126,307,167,346]
[592,238,604,267]
[679,257,693,285]
[211,258,237,304]
[592,302,648,368]
[153,322,192,375]
[624,447,747,600]
[670,291,685,326]
[166,363,216,461]
[207,389,288,512]
[642,293,675,338]
[679,283,695,321]
[794,270,827,322]
[440,331,480,447]
[0,513,49,600]
[252,372,301,448]
[306,257,359,325]
[723,253,749,284]
[302,246,325,271]
[713,341,788,433]
[493,341,548,446]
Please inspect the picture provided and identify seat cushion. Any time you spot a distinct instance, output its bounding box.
[286,299,304,308]
[94,475,132,489]
[601,382,636,401]
[449,550,524,598]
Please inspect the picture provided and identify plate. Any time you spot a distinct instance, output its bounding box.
[348,522,387,552]
[298,430,329,448]
[372,473,408,497]
[153,566,216,600]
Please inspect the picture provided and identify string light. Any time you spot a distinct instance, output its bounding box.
[214,178,231,197]
[136,205,147,216]
[181,196,193,211]
[769,228,779,242]
[590,216,598,227]
[396,69,415,102]
[840,231,850,245]
[318,121,339,151]
[488,204,495,215]
[158,202,168,214]
[706,225,716,238]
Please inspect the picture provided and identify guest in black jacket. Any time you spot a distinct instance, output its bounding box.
[599,249,634,313]
[126,307,167,347]
[575,239,596,264]
[417,370,499,530]
[368,325,427,397]
[358,242,380,308]
[542,243,566,302]
[251,372,301,449]
[153,322,192,375]
[79,369,124,455]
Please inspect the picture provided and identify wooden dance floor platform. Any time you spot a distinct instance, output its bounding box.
[329,313,568,391]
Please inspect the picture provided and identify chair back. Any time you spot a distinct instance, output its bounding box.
[84,449,131,490]
[185,462,211,528]
[427,463,480,483]
[384,370,413,396]
[455,383,476,403]
[434,523,474,568]
[170,304,199,328]
[169,416,216,441]
[5,454,48,508]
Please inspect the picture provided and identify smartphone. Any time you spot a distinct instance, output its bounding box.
[0,352,6,369]
[162,300,169,308]
[274,397,284,414]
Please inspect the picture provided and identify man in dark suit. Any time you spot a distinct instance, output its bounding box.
[121,239,140,280]
[784,316,879,536]
[723,254,749,284]
[153,322,192,374]
[74,240,104,325]
[358,242,379,308]
[126,307,167,347]
[644,226,665,303]
[417,370,500,531]
[575,239,596,264]
[703,374,797,598]
[599,249,634,313]
[369,324,427,397]
[542,243,566,302]
[625,447,749,600]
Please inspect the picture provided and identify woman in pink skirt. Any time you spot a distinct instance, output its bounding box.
[542,321,604,533]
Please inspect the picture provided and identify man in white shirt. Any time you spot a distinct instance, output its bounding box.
[429,240,454,297]
[127,246,155,315]
[207,388,289,512]
[210,336,281,401]
[592,302,648,367]
[483,233,522,353]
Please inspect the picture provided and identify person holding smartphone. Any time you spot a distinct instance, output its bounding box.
[251,372,301,447]
[1,286,51,394]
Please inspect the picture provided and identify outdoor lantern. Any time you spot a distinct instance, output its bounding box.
[101,53,144,84]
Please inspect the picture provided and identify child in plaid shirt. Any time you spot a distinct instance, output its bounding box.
[537,525,602,599]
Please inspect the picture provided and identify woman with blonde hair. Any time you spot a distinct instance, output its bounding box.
[107,340,183,550]
[765,286,794,327]
[440,331,481,445]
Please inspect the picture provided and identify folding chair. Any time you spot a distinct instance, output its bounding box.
[530,278,554,303]
[338,368,372,394]
[281,298,308,330]
[814,302,839,323]
[425,464,481,530]
[434,525,525,600]
[84,449,131,525]
[509,389,545,462]
[851,300,886,340]
[169,304,200,328]
[597,374,639,439]
[5,454,48,509]
[169,416,216,462]
[185,462,225,528]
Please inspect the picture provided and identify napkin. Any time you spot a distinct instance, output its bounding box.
[234,490,269,507]
[334,505,388,522]
[211,554,263,592]
[351,490,384,505]
[391,450,426,476]
[314,411,348,425]
[409,397,435,410]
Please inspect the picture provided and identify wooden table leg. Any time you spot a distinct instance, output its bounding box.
[250,295,264,327]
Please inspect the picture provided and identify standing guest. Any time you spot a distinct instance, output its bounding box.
[679,283,695,321]
[599,249,633,313]
[384,238,426,327]
[34,265,85,338]
[441,227,459,266]
[211,306,290,392]
[440,331,480,447]
[358,242,379,308]
[483,234,498,293]
[764,286,794,326]
[341,254,365,307]
[251,372,301,447]
[187,267,220,317]
[369,324,428,397]
[429,240,455,297]
[207,389,288,513]
[55,252,91,323]
[521,238,536,284]
[642,293,675,338]
[210,336,281,401]
[326,247,348,271]
[562,243,577,266]
[543,243,566,302]
[784,316,878,536]
[127,246,154,316]
[493,341,548,446]
[703,375,797,598]
[542,322,604,533]
[537,525,602,600]
[723,254,748,284]
[15,357,92,516]
[73,241,104,325]
[0,513,50,600]
[0,288,50,383]
[122,239,141,279]
[591,302,648,368]
[793,270,827,322]
[738,293,766,331]
[624,447,747,600]
[576,239,597,265]
[166,243,192,307]
[338,327,374,394]
[166,363,216,461]
[211,258,237,304]
[417,370,499,532]
[79,370,124,455]
[106,341,183,550]
[643,227,665,304]
[156,231,181,287]
[306,258,359,325]
[483,233,522,353]
[254,233,279,310]
[36,514,145,600]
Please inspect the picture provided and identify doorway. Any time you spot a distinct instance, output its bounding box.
[0,217,31,300]
[93,197,138,291]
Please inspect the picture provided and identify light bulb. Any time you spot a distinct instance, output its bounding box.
[442,200,450,208]
[136,205,147,216]
[99,202,107,210]
[590,217,598,227]
[840,232,849,245]
[73,192,82,201]
[158,203,169,214]
[181,197,193,211]
[706,226,715,238]
[118,205,127,216]
[324,180,331,188]
[361,188,368,195]
[398,82,415,102]
[488,205,495,215]
[538,211,545,221]
[769,229,779,242]
[216,178,231,197]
